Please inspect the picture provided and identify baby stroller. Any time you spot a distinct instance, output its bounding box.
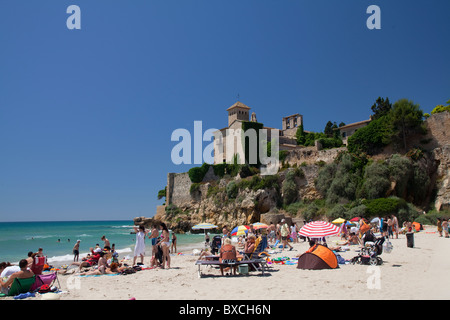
[210,236,222,255]
[351,236,385,266]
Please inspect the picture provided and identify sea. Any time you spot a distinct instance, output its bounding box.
[0,220,211,266]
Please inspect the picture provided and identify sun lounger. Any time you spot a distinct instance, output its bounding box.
[195,259,267,278]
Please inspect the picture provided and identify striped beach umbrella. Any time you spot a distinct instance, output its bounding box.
[298,221,340,238]
[231,225,250,236]
[252,222,269,230]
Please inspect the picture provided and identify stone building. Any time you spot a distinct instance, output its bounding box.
[213,101,302,164]
[336,119,371,145]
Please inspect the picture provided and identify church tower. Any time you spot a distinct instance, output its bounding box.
[227,101,251,127]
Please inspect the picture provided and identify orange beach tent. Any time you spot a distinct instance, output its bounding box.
[297,244,338,270]
[412,222,423,232]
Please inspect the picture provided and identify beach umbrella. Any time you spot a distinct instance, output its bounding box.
[350,217,360,222]
[370,217,380,224]
[252,222,269,230]
[231,225,250,236]
[332,218,346,224]
[298,221,340,238]
[192,223,218,230]
[192,223,218,236]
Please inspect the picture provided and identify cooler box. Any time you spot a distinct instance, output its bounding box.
[238,264,249,275]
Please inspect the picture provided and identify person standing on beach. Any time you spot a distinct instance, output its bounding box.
[437,218,443,237]
[73,240,81,262]
[171,232,177,253]
[442,219,449,238]
[392,215,399,239]
[149,225,159,256]
[101,235,110,249]
[159,223,171,269]
[280,219,293,251]
[133,225,149,266]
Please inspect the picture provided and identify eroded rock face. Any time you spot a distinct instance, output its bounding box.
[434,146,450,211]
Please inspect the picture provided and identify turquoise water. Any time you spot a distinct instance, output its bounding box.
[0,220,209,265]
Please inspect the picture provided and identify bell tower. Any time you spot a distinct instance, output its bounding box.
[226,101,251,127]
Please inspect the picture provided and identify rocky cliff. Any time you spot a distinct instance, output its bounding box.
[134,112,450,231]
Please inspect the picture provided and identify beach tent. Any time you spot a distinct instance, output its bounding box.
[412,222,423,232]
[297,244,338,270]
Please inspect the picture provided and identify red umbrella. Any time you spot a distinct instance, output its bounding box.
[350,217,360,222]
[298,221,340,238]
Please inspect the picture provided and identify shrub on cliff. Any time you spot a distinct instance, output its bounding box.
[188,163,210,183]
[226,181,238,199]
[358,161,391,199]
[362,197,407,216]
[347,116,391,155]
[315,153,360,204]
[282,170,298,206]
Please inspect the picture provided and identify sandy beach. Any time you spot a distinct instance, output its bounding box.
[17,224,441,301]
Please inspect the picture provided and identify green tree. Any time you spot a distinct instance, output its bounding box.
[324,121,335,137]
[296,125,306,145]
[347,116,392,155]
[359,161,390,199]
[371,97,392,120]
[390,99,424,151]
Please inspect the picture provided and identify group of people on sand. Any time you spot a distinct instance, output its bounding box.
[132,222,176,270]
[0,247,47,295]
[437,218,450,238]
[68,235,128,275]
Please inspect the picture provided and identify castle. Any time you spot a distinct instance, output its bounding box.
[213,101,303,164]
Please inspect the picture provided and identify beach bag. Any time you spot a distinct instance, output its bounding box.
[383,239,393,254]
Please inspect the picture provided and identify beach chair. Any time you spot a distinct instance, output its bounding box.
[243,237,269,272]
[195,259,267,278]
[6,275,36,297]
[30,272,61,292]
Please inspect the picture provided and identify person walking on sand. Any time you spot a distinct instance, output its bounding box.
[159,223,171,269]
[73,240,81,262]
[133,225,149,266]
[280,219,293,251]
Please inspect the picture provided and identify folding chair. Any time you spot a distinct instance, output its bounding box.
[7,275,36,297]
[30,272,61,292]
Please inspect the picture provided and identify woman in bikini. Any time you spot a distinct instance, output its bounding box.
[159,223,171,269]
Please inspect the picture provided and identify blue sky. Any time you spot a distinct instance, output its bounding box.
[0,0,449,222]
